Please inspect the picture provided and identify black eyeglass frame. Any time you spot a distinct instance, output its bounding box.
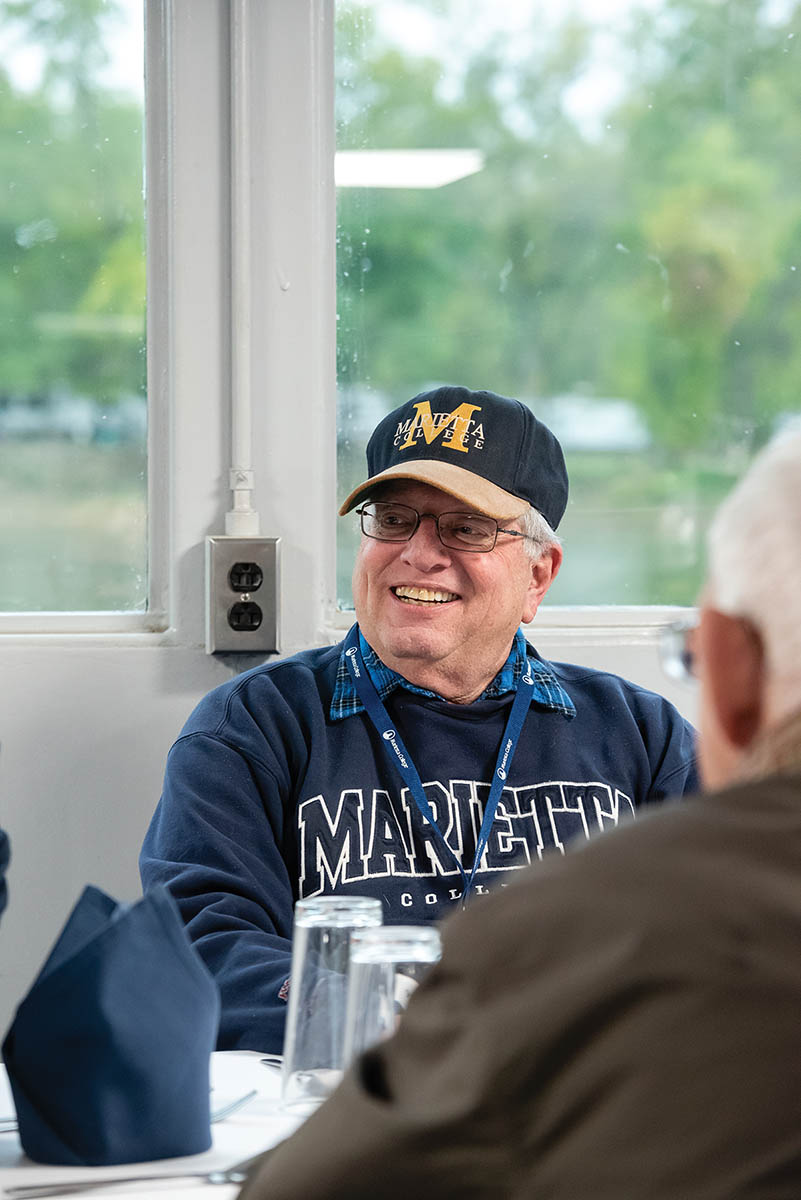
[659,616,699,683]
[355,501,533,553]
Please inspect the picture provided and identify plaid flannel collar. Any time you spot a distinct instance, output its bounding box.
[330,626,575,721]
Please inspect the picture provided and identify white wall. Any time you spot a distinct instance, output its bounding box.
[0,647,226,1032]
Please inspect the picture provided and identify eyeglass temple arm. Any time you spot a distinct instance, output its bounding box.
[497,528,534,541]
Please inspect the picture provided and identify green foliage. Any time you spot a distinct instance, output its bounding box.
[0,440,146,610]
[3,0,801,607]
[336,0,801,455]
[0,0,144,402]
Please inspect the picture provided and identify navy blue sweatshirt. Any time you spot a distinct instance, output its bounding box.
[140,634,697,1053]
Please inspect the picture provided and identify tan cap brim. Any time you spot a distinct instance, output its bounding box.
[338,460,529,521]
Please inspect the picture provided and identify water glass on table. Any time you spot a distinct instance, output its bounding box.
[342,924,442,1065]
[281,895,383,1112]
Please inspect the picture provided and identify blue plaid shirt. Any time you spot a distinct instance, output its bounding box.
[330,627,575,721]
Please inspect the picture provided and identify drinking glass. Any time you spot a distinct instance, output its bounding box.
[281,895,383,1111]
[342,925,442,1066]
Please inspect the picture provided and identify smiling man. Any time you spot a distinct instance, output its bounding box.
[140,385,697,1054]
[350,480,554,703]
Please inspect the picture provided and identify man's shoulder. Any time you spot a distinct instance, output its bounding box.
[437,799,677,987]
[446,771,800,970]
[237,640,343,685]
[533,649,671,700]
[529,646,690,722]
[179,641,344,737]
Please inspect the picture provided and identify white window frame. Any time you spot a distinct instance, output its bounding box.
[0,0,692,682]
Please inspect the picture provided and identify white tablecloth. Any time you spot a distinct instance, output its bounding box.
[0,1051,306,1198]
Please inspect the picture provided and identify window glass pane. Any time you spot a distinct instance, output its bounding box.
[0,0,146,612]
[335,0,801,607]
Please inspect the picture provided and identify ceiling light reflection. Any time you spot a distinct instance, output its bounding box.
[335,148,485,189]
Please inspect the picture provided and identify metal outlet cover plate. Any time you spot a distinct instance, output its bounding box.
[205,535,280,654]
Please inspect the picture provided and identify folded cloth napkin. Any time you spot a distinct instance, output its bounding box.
[1,884,220,1166]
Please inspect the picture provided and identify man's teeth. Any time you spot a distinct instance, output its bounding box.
[393,586,458,604]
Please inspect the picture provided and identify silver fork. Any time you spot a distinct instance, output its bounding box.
[3,1148,268,1198]
[0,1089,258,1137]
[209,1087,258,1122]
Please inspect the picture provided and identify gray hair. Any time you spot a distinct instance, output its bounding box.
[519,505,561,562]
[705,426,801,724]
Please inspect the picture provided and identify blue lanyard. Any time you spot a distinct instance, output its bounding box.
[343,624,535,907]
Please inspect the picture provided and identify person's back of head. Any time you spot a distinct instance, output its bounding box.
[699,426,801,787]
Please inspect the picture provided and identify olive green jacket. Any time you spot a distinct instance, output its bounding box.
[241,770,801,1200]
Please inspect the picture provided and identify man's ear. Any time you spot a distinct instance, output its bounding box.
[522,544,563,624]
[701,609,765,749]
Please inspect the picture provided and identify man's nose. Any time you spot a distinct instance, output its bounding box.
[399,514,451,566]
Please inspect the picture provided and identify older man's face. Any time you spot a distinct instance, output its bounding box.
[351,480,559,701]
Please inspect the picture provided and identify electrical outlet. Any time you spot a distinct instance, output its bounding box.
[205,536,280,654]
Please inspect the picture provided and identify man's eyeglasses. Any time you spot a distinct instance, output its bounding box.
[659,617,699,683]
[356,501,531,553]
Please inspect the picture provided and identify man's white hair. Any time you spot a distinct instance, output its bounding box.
[706,426,801,724]
[520,506,561,561]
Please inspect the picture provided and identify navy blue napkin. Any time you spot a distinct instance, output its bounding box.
[1,884,220,1165]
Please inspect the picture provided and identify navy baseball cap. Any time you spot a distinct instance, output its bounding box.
[339,385,569,529]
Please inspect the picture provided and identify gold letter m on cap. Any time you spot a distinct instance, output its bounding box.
[397,400,481,453]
